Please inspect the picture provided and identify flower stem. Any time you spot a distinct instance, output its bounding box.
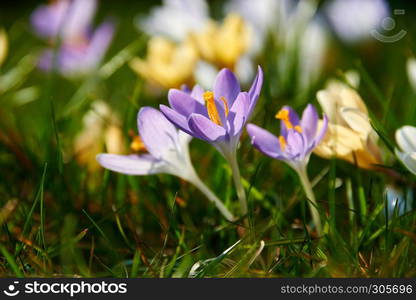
[190,176,235,222]
[227,152,248,216]
[297,165,322,236]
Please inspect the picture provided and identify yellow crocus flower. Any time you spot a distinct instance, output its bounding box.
[130,36,198,89]
[190,13,250,70]
[0,28,8,67]
[313,80,382,169]
[74,101,125,171]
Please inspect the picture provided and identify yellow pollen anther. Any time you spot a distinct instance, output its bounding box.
[275,109,293,129]
[294,125,302,133]
[203,91,215,102]
[220,96,229,117]
[203,91,223,126]
[279,136,287,151]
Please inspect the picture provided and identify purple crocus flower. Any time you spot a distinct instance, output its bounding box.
[247,104,328,234]
[38,22,115,76]
[31,0,97,41]
[31,0,114,77]
[97,107,234,221]
[160,67,263,215]
[247,104,328,170]
[160,66,263,157]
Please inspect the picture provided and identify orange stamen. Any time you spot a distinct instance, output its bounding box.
[275,109,293,129]
[279,136,287,151]
[219,96,229,117]
[294,125,302,133]
[203,91,223,125]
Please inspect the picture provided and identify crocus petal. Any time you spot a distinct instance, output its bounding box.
[314,121,363,157]
[395,149,416,175]
[31,0,97,40]
[96,154,163,175]
[190,84,205,104]
[247,123,282,158]
[228,92,250,136]
[317,89,337,122]
[84,21,115,68]
[300,103,318,144]
[62,0,97,40]
[168,89,206,117]
[313,114,328,146]
[188,113,226,142]
[280,105,300,137]
[138,0,209,41]
[178,130,192,148]
[160,105,193,135]
[213,68,241,106]
[247,65,264,116]
[395,125,416,154]
[138,107,179,159]
[31,0,68,38]
[340,107,372,141]
[286,130,305,158]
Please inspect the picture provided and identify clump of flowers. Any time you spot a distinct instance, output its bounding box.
[134,0,253,90]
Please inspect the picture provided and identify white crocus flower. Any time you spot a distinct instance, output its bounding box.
[395,125,416,175]
[97,107,234,221]
[137,0,209,42]
[407,57,416,92]
[325,0,389,43]
[227,0,328,94]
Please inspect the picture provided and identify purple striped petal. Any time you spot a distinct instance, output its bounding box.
[31,0,97,40]
[63,0,97,39]
[247,123,282,159]
[228,92,250,136]
[300,104,318,145]
[286,130,304,158]
[96,154,162,175]
[188,113,226,142]
[31,0,68,38]
[248,66,263,116]
[84,21,114,67]
[160,105,192,135]
[168,89,206,117]
[214,68,240,106]
[190,84,205,104]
